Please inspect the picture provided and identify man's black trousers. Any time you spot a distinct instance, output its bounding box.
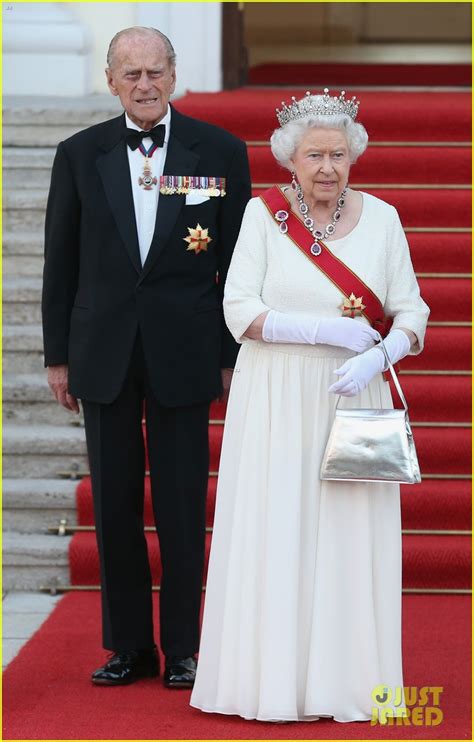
[82,333,210,656]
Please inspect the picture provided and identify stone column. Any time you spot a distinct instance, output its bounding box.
[3,2,92,96]
[137,2,222,95]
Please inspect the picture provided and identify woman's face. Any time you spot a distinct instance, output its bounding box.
[290,127,351,203]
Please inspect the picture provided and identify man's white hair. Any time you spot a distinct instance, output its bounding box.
[107,27,176,69]
[270,112,369,169]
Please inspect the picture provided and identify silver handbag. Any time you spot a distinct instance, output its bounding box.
[320,339,421,484]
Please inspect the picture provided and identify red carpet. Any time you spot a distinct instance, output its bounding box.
[401,480,471,530]
[249,144,471,185]
[69,528,471,591]
[248,62,472,87]
[3,593,471,740]
[415,277,470,321]
[392,375,471,422]
[177,425,470,475]
[402,327,470,371]
[249,188,470,229]
[174,90,471,142]
[397,233,471,274]
[77,476,471,533]
[73,418,472,589]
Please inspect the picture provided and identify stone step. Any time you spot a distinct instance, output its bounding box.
[3,323,43,349]
[3,232,44,256]
[3,324,44,373]
[3,479,77,533]
[4,125,91,149]
[3,190,47,231]
[4,277,42,301]
[7,171,50,191]
[3,147,55,190]
[3,373,84,426]
[3,94,122,147]
[3,350,44,375]
[3,424,88,479]
[3,532,70,590]
[3,277,42,323]
[4,255,44,279]
[3,232,45,280]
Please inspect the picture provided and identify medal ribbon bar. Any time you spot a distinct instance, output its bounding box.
[159,175,226,197]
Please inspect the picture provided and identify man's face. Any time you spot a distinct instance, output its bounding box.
[106,34,176,130]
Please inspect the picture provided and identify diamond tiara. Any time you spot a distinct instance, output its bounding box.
[275,88,360,127]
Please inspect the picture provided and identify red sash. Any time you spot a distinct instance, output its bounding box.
[260,186,393,338]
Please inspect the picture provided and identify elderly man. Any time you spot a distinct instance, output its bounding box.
[42,26,251,687]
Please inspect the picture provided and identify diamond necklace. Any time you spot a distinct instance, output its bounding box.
[295,182,347,251]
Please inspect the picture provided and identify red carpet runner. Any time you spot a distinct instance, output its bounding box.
[3,593,471,740]
[174,89,471,141]
[247,62,472,87]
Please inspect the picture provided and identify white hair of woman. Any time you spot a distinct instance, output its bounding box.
[271,104,369,169]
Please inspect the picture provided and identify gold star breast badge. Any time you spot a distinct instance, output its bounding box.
[341,292,366,317]
[183,223,212,254]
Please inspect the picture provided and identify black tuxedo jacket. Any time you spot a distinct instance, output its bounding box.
[42,106,251,406]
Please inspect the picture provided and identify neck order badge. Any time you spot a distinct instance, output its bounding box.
[125,125,166,191]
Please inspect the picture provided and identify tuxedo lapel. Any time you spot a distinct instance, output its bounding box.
[96,118,142,275]
[139,127,200,282]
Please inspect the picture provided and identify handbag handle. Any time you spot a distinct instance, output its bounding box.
[335,333,409,412]
[376,334,409,411]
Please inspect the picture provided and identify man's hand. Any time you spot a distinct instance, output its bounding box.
[47,364,80,413]
[219,368,234,403]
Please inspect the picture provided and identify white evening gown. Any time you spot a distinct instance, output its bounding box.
[190,191,429,722]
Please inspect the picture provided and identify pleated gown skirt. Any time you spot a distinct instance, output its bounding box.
[190,340,406,723]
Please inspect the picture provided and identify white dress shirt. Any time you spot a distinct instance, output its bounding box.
[125,106,171,266]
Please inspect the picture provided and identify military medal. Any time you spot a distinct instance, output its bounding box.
[160,175,226,197]
[341,292,366,318]
[184,223,212,253]
[138,156,158,190]
[137,141,161,190]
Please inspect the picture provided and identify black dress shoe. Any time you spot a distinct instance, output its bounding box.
[91,647,160,685]
[164,655,197,688]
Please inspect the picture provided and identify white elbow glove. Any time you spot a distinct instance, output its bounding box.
[329,329,412,397]
[262,311,380,353]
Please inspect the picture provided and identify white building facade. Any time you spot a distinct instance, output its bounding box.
[4,2,223,97]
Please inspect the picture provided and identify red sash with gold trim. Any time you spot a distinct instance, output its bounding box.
[260,186,393,338]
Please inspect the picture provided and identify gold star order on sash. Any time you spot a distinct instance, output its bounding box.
[341,292,366,317]
[183,223,212,254]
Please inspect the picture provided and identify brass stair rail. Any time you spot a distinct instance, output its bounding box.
[38,583,472,596]
[48,521,471,538]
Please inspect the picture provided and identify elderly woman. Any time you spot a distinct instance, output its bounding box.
[190,89,429,723]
